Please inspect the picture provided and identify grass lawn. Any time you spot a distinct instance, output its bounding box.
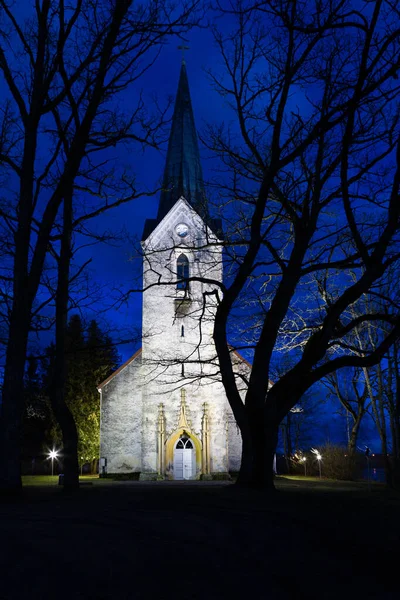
[21,474,105,486]
[1,477,398,599]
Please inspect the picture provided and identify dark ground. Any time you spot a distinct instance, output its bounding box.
[0,478,398,600]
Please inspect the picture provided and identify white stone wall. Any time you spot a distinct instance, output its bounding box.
[100,354,142,473]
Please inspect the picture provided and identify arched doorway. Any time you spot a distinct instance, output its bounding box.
[174,435,195,480]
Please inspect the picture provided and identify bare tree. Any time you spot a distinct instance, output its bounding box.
[0,0,200,492]
[385,342,400,482]
[323,368,369,461]
[198,0,400,489]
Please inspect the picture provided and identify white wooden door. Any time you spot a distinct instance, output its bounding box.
[183,449,193,479]
[174,448,193,480]
[174,449,184,480]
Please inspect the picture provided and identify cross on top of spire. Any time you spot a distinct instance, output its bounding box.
[177,44,190,65]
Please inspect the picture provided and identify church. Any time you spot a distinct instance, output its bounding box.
[98,60,249,480]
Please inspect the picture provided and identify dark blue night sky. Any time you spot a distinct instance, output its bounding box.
[0,3,383,453]
[75,31,230,358]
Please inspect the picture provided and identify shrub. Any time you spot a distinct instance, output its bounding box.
[312,444,355,480]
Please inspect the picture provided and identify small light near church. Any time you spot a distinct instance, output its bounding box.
[47,449,59,476]
[311,448,322,478]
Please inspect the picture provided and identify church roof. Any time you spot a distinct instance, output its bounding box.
[142,61,222,240]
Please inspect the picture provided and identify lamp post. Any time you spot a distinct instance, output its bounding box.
[48,449,59,476]
[311,448,322,478]
[302,456,307,476]
[316,452,322,478]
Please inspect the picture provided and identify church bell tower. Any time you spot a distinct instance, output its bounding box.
[98,58,243,481]
[140,58,227,479]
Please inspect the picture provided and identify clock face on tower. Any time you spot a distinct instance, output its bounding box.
[175,222,189,238]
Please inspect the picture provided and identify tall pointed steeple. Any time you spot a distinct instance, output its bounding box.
[142,61,211,240]
[158,61,205,220]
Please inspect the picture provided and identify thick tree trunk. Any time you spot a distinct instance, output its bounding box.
[0,117,39,492]
[236,402,278,491]
[51,399,79,488]
[0,317,29,493]
[0,195,33,492]
[236,435,254,486]
[49,193,79,491]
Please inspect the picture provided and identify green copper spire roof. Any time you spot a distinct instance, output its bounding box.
[157,62,205,220]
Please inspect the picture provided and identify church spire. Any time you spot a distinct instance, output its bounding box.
[157,60,206,221]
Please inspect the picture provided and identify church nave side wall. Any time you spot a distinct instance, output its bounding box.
[99,354,143,474]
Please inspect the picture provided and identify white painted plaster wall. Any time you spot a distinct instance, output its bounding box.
[100,354,142,473]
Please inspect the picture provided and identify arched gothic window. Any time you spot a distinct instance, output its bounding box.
[177,254,189,290]
[176,436,193,449]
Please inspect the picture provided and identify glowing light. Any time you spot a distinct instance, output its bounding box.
[311,448,322,478]
[311,448,322,461]
[47,448,59,477]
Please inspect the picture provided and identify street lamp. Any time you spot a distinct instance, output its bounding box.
[48,449,59,476]
[311,448,322,478]
[301,456,307,476]
[316,452,322,478]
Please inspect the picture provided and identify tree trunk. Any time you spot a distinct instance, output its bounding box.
[236,424,254,486]
[0,316,29,493]
[390,345,400,487]
[236,400,278,491]
[282,413,293,474]
[0,199,33,492]
[49,192,79,491]
[0,120,39,492]
[366,365,393,488]
[348,413,362,460]
[377,364,392,488]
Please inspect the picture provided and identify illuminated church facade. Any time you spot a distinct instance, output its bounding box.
[98,61,247,479]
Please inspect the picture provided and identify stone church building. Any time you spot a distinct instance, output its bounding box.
[98,61,248,479]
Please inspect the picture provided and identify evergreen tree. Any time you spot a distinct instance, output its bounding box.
[46,316,119,473]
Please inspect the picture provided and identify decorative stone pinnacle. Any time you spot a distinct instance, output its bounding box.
[178,388,189,429]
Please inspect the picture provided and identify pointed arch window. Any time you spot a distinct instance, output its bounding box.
[177,254,189,290]
[176,436,193,449]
